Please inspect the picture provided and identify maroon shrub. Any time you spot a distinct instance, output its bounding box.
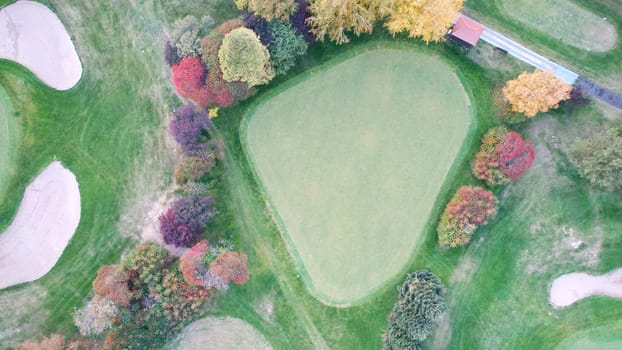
[497,131,535,180]
[159,208,196,247]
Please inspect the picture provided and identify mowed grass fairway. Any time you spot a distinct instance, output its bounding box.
[500,0,617,51]
[0,84,17,199]
[244,49,472,304]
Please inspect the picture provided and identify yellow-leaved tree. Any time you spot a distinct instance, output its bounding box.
[306,0,387,45]
[384,0,463,43]
[235,0,298,21]
[502,70,571,118]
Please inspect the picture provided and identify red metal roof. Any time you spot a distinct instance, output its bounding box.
[451,16,484,46]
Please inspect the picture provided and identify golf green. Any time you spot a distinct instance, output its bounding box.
[243,49,472,304]
[0,83,17,200]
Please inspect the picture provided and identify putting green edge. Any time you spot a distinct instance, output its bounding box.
[239,41,479,307]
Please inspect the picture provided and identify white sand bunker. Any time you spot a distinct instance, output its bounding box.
[549,268,622,308]
[0,0,82,90]
[0,161,80,289]
[167,317,272,350]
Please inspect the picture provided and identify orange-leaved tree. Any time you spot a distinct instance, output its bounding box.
[210,251,249,284]
[502,70,571,118]
[384,0,463,43]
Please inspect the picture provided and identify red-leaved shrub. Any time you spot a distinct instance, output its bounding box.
[472,127,535,185]
[209,251,249,284]
[179,240,209,286]
[171,56,206,98]
[437,186,498,247]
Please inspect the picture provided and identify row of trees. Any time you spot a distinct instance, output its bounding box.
[307,0,463,45]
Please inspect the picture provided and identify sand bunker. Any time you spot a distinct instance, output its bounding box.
[0,161,80,289]
[0,0,82,90]
[549,268,622,308]
[167,317,272,350]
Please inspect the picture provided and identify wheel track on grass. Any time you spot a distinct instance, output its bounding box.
[213,128,330,350]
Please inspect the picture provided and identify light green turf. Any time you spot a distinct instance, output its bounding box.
[500,0,617,51]
[555,323,622,350]
[243,49,472,305]
[0,84,17,200]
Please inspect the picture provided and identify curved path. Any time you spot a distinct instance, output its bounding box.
[0,161,81,289]
[0,0,82,90]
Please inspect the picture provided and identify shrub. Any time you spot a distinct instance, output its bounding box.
[93,265,132,306]
[217,19,244,36]
[151,269,210,322]
[171,57,206,98]
[170,15,214,58]
[290,0,315,43]
[182,181,209,196]
[437,186,498,247]
[568,125,622,191]
[200,34,224,72]
[169,104,211,153]
[73,296,119,336]
[497,131,535,180]
[268,21,308,75]
[243,12,274,46]
[205,69,235,107]
[179,240,210,286]
[172,195,217,233]
[164,41,181,66]
[121,243,170,291]
[383,270,446,350]
[472,127,535,185]
[210,251,249,284]
[175,154,215,185]
[219,28,274,87]
[159,208,196,247]
[160,196,216,248]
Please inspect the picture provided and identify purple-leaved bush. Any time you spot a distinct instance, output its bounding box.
[172,195,217,232]
[169,104,211,154]
[290,0,315,44]
[242,12,273,46]
[159,208,196,247]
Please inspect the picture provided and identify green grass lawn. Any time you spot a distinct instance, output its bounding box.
[555,321,622,349]
[500,0,617,52]
[243,49,472,305]
[0,83,17,200]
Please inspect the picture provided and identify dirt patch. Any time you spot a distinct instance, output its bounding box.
[0,0,82,90]
[0,161,80,289]
[166,317,272,350]
[550,268,622,308]
[450,255,477,285]
[115,120,179,253]
[427,313,451,350]
[254,291,276,324]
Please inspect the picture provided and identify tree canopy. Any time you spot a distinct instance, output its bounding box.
[306,0,386,44]
[268,21,308,75]
[383,270,447,350]
[384,0,463,43]
[219,27,274,86]
[568,126,622,191]
[502,70,571,118]
[236,0,298,21]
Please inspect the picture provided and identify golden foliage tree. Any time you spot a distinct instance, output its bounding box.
[235,0,298,21]
[306,0,386,44]
[502,70,571,118]
[384,0,463,43]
